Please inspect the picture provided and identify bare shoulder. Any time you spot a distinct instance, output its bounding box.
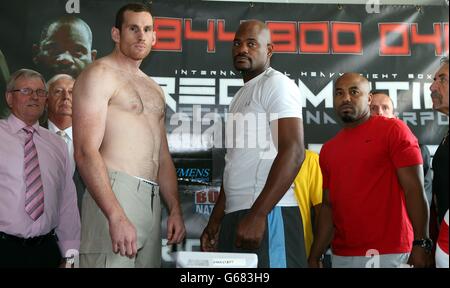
[73,58,122,101]
[77,58,117,83]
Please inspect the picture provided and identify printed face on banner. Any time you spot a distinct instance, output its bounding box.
[334,74,372,124]
[430,63,449,115]
[232,21,272,79]
[33,18,96,79]
[117,11,156,61]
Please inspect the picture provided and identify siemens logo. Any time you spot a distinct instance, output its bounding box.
[176,168,210,178]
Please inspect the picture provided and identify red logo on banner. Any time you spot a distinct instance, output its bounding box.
[195,189,219,204]
[379,23,448,56]
[153,18,449,56]
[153,17,183,51]
[331,22,363,54]
[299,22,329,54]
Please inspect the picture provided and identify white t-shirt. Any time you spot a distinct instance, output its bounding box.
[223,67,303,213]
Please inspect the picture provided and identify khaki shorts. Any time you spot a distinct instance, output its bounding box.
[79,170,161,268]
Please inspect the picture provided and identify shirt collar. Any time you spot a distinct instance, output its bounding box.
[48,120,73,140]
[7,113,41,135]
[244,67,272,87]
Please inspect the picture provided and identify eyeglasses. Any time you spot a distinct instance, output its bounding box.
[10,88,48,98]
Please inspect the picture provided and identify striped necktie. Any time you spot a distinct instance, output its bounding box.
[23,126,44,221]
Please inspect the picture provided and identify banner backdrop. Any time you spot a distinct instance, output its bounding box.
[0,0,448,267]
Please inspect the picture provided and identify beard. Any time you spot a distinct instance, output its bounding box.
[234,62,252,72]
[338,107,357,123]
[339,109,370,124]
[233,55,252,72]
[128,50,149,61]
[340,114,356,123]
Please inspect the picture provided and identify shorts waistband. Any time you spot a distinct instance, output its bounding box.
[108,169,159,195]
[134,175,159,187]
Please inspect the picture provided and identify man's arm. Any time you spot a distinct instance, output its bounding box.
[397,165,432,268]
[201,184,226,251]
[235,117,305,250]
[313,204,322,236]
[73,65,137,258]
[56,138,81,266]
[308,189,333,268]
[158,118,185,245]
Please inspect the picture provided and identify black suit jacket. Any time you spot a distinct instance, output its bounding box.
[40,121,85,215]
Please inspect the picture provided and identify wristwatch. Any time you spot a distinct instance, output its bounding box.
[412,238,433,253]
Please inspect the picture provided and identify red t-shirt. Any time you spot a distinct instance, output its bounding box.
[320,116,422,256]
[437,211,449,254]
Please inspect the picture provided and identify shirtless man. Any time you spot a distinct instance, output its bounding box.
[73,3,185,268]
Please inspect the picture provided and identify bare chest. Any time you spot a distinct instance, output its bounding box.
[111,76,165,118]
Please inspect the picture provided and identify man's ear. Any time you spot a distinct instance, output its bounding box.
[32,44,40,65]
[267,43,274,58]
[5,91,12,108]
[368,92,373,105]
[111,27,120,44]
[151,31,157,47]
[90,49,97,61]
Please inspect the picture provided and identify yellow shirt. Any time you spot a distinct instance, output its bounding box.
[293,150,323,257]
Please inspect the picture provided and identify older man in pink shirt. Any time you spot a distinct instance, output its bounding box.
[0,68,80,267]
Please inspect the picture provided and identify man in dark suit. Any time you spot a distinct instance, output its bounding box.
[44,73,85,214]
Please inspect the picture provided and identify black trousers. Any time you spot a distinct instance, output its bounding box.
[0,231,62,268]
[218,207,308,268]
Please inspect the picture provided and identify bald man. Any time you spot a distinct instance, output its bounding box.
[309,73,431,268]
[201,20,306,268]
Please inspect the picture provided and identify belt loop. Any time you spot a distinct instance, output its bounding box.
[137,180,141,192]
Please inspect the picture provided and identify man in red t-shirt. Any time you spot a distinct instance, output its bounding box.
[308,73,432,268]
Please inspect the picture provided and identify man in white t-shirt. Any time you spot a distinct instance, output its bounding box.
[201,20,306,267]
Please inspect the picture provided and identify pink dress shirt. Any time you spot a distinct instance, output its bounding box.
[0,114,80,255]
